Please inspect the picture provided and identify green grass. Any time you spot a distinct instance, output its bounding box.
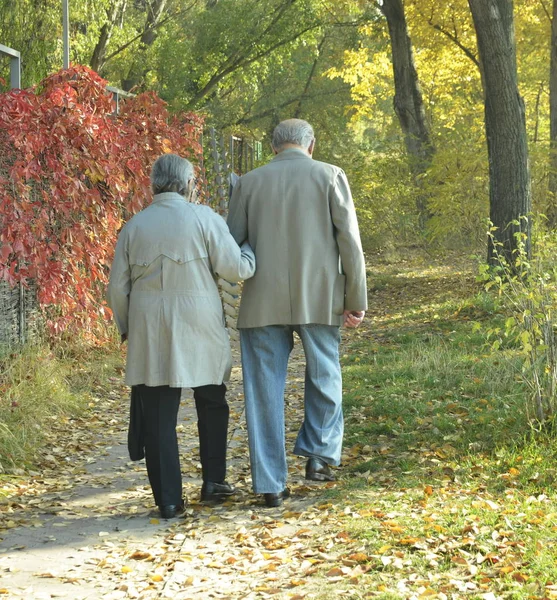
[0,337,122,476]
[332,261,557,598]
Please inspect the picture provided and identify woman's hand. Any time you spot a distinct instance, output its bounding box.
[343,310,365,329]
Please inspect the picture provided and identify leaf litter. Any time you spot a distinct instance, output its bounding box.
[0,332,379,600]
[2,258,555,598]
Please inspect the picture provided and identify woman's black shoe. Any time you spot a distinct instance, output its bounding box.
[264,488,291,508]
[201,481,236,502]
[159,501,185,519]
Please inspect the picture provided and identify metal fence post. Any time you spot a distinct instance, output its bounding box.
[0,44,21,89]
[0,44,24,343]
[62,0,70,69]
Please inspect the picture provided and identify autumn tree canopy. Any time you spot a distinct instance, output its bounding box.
[0,0,553,254]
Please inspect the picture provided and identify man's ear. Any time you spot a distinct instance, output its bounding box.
[308,139,315,156]
[271,145,278,155]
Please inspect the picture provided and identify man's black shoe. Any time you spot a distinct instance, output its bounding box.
[305,457,336,482]
[264,488,291,508]
[159,500,185,519]
[201,481,236,502]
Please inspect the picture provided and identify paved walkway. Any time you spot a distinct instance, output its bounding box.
[0,340,342,599]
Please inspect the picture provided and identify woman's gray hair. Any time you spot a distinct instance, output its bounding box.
[150,153,194,195]
[272,119,315,151]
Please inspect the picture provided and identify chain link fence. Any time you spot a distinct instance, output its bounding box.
[0,121,261,347]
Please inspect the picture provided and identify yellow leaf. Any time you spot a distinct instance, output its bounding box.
[347,552,370,563]
[150,518,160,525]
[121,566,133,574]
[130,551,152,560]
[400,537,421,545]
[151,574,164,582]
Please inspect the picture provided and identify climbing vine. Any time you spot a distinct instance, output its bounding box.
[0,65,204,338]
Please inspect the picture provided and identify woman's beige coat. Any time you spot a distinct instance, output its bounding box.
[107,192,255,388]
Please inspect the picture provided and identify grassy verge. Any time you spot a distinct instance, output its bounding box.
[0,336,122,478]
[327,258,557,599]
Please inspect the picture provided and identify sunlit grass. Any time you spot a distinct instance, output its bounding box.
[0,337,122,475]
[335,261,557,598]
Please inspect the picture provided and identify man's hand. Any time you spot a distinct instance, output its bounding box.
[343,310,365,329]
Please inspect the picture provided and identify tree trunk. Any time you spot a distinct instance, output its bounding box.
[548,0,557,226]
[379,0,434,228]
[468,0,531,266]
[90,0,127,74]
[122,0,168,92]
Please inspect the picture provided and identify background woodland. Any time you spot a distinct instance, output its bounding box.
[2,0,553,254]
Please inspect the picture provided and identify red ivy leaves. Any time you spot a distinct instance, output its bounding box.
[0,65,204,339]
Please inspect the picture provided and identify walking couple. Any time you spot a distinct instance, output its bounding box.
[107,119,367,518]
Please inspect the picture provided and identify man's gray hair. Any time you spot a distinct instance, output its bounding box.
[150,153,194,195]
[272,119,315,151]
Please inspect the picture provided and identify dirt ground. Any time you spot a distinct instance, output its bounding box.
[0,336,365,600]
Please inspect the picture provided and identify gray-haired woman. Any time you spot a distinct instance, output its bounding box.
[107,153,255,519]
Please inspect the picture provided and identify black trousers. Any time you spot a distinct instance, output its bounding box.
[135,383,229,507]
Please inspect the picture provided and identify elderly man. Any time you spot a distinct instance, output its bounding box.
[227,119,367,507]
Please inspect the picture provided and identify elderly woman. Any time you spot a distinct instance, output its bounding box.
[107,153,255,519]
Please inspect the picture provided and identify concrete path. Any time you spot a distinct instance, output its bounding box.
[0,341,342,600]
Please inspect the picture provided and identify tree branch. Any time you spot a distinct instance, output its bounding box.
[231,87,347,126]
[429,22,480,68]
[186,22,322,108]
[540,0,552,22]
[294,35,327,118]
[101,1,199,65]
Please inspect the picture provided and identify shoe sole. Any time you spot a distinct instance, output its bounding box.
[201,493,235,503]
[305,473,336,482]
[264,490,291,508]
[265,499,283,508]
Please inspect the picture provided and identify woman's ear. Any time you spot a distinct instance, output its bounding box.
[188,178,199,201]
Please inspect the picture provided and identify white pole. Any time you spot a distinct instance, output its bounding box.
[62,0,70,68]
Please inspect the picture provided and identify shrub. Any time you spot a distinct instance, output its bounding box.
[0,65,203,339]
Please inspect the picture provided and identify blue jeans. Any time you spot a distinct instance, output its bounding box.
[240,324,343,494]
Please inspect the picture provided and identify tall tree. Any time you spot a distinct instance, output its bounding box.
[90,0,128,73]
[468,0,531,265]
[549,0,557,225]
[378,0,433,227]
[121,0,170,91]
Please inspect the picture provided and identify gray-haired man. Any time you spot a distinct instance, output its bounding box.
[227,119,367,507]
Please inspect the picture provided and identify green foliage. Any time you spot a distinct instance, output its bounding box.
[348,146,420,252]
[478,224,557,424]
[2,0,557,253]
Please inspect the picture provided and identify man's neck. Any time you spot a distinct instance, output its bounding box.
[274,143,312,156]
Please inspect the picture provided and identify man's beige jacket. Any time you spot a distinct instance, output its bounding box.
[107,192,255,387]
[227,148,367,328]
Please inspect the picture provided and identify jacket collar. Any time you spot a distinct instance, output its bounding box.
[271,148,313,162]
[151,192,187,204]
